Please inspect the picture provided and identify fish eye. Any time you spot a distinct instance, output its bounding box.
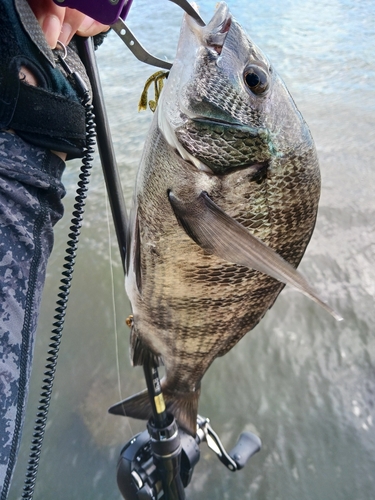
[244,65,269,95]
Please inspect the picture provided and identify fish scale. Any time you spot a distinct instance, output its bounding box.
[109,2,340,435]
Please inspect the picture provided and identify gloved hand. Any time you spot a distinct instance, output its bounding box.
[0,0,110,158]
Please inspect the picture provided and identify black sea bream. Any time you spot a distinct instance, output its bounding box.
[110,2,340,435]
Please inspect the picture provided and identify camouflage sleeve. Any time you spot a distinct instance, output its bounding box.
[0,131,66,498]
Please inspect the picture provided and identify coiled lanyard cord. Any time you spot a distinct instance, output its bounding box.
[21,39,97,500]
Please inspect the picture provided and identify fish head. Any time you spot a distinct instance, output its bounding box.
[158,2,314,174]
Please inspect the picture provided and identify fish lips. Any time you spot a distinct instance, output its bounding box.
[174,117,276,174]
[187,2,232,56]
[160,3,234,118]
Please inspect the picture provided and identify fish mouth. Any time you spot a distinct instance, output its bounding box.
[185,2,232,55]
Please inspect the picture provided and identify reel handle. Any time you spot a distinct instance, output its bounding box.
[229,432,261,470]
[198,416,261,472]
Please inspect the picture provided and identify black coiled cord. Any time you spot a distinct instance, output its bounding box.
[21,51,96,499]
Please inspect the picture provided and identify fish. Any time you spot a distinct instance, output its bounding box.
[109,2,341,436]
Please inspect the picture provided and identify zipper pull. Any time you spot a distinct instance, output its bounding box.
[55,41,89,98]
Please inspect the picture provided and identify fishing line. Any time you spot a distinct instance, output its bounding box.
[104,194,136,439]
[105,191,123,402]
[106,209,139,449]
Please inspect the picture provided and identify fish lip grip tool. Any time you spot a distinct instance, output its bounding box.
[53,0,134,25]
[53,0,204,26]
[53,0,205,69]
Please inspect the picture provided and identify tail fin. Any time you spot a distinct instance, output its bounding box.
[163,384,200,436]
[108,382,200,436]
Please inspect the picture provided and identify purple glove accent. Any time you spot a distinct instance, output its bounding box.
[53,0,133,25]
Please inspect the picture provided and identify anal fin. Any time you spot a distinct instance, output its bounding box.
[108,388,153,421]
[108,381,200,437]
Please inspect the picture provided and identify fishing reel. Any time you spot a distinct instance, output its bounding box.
[116,413,261,500]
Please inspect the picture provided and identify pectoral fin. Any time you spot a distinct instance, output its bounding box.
[168,190,342,321]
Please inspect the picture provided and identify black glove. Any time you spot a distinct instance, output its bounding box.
[0,0,95,158]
